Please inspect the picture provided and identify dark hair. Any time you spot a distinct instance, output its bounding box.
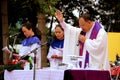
[79,13,94,21]
[55,24,64,31]
[53,24,64,40]
[22,22,42,40]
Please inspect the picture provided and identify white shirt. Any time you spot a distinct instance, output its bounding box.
[60,21,82,64]
[47,46,63,67]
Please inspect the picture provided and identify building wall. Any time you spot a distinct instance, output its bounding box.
[108,32,120,62]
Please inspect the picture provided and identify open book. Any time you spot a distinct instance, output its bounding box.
[2,46,29,60]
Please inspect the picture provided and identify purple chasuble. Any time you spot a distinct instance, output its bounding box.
[80,21,102,68]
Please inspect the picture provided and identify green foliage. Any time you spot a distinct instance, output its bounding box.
[98,0,120,31]
[8,0,34,25]
[8,0,60,31]
[0,63,23,72]
[35,0,59,16]
[0,61,33,72]
[55,0,120,32]
[8,0,120,32]
[56,0,99,25]
[4,63,23,71]
[8,23,23,46]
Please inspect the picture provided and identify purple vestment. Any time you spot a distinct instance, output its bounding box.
[80,21,102,68]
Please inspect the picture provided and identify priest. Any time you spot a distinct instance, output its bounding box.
[56,10,110,70]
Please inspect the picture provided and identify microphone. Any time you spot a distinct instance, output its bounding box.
[76,31,84,46]
[9,32,21,38]
[80,31,85,35]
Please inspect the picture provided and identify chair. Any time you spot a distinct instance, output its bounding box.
[115,66,120,80]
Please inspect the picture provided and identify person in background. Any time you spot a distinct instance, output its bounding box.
[56,10,110,70]
[47,24,64,68]
[19,22,42,69]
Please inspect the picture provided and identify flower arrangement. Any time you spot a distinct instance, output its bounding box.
[1,46,33,72]
[0,57,33,72]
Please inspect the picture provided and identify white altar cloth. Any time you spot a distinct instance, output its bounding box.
[4,68,64,80]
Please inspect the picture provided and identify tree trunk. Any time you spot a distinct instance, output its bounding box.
[1,0,9,64]
[37,13,48,67]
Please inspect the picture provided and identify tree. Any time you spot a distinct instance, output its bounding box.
[55,0,99,26]
[1,0,9,65]
[55,0,120,32]
[8,0,37,26]
[98,0,120,32]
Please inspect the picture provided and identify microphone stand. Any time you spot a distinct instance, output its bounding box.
[21,47,39,80]
[33,48,37,80]
[9,35,18,60]
[6,37,13,61]
[21,42,47,80]
[12,36,17,53]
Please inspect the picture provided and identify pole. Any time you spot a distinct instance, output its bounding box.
[33,49,37,80]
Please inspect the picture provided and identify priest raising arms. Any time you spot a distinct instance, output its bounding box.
[56,10,110,70]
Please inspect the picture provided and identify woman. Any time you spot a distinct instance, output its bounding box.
[19,22,42,70]
[47,24,64,68]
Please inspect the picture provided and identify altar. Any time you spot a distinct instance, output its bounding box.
[4,68,111,80]
[4,68,64,80]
